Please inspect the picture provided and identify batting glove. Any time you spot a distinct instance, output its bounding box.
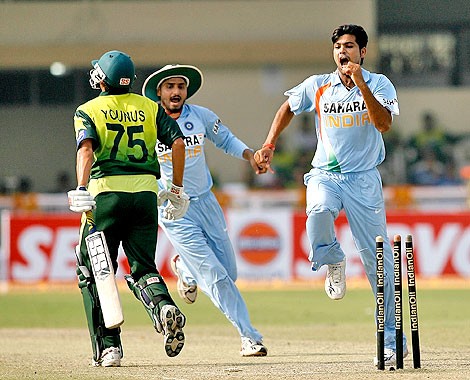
[157,188,169,207]
[162,183,190,221]
[67,187,96,213]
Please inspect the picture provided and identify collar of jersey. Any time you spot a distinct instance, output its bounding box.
[99,90,130,96]
[332,68,371,87]
[178,103,191,118]
[159,103,190,120]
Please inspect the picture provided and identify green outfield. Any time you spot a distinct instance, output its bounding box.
[0,282,469,379]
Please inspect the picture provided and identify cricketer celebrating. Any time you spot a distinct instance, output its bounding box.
[68,50,189,366]
[142,64,268,356]
[254,25,407,366]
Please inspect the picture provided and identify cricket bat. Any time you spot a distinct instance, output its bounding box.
[84,210,124,329]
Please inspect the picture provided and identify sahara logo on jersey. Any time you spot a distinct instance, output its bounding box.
[157,133,205,153]
[157,133,205,163]
[323,101,367,114]
[321,100,371,129]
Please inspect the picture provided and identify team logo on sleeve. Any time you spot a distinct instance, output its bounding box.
[77,129,86,144]
[184,122,194,130]
[213,119,221,134]
[382,98,398,106]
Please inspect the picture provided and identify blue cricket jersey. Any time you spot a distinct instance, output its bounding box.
[156,103,250,197]
[286,68,399,173]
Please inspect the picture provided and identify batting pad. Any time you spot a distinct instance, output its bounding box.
[85,231,124,329]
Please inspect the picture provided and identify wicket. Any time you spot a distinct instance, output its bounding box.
[393,235,403,369]
[405,234,421,369]
[376,234,421,370]
[375,236,385,370]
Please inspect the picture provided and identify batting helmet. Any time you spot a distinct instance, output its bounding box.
[89,50,136,90]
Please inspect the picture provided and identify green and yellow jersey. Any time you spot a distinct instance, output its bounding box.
[74,91,183,195]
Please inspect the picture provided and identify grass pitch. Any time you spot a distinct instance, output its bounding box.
[0,280,469,379]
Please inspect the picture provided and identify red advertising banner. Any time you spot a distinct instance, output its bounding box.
[1,210,469,283]
[2,212,81,282]
[1,212,130,282]
[1,211,177,283]
[386,212,470,277]
[293,211,470,279]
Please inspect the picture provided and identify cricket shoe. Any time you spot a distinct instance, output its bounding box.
[240,337,268,357]
[93,347,122,367]
[324,258,346,300]
[170,255,198,304]
[160,304,186,357]
[374,347,409,367]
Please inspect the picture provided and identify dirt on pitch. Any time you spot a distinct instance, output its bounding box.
[0,325,469,380]
[1,279,469,379]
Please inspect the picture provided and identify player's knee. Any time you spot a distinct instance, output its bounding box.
[306,210,336,245]
[200,261,230,284]
[227,269,237,282]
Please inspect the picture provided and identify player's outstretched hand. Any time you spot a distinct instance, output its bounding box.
[243,148,270,174]
[254,148,275,174]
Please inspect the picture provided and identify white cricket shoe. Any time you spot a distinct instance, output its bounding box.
[324,258,346,300]
[240,337,268,357]
[93,347,122,367]
[170,255,198,304]
[374,347,409,367]
[160,304,186,357]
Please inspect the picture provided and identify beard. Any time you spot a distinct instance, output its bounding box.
[162,99,183,114]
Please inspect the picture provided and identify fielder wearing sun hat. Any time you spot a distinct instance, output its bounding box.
[142,64,203,102]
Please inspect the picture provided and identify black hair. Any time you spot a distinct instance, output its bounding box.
[331,24,368,49]
[331,24,368,65]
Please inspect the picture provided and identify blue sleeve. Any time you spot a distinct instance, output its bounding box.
[203,109,250,159]
[373,74,399,116]
[285,75,317,115]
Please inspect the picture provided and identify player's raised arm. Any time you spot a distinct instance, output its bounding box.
[255,100,294,173]
[351,71,392,133]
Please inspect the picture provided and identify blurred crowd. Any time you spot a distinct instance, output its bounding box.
[1,112,469,198]
[246,111,469,189]
[0,170,72,195]
[381,112,468,186]
[0,171,72,212]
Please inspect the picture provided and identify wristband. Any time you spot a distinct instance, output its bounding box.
[262,143,276,151]
[169,183,184,196]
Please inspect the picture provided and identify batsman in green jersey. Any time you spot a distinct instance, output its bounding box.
[68,50,190,367]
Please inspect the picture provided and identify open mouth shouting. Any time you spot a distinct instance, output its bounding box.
[167,96,184,111]
[170,95,182,104]
[339,56,349,67]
